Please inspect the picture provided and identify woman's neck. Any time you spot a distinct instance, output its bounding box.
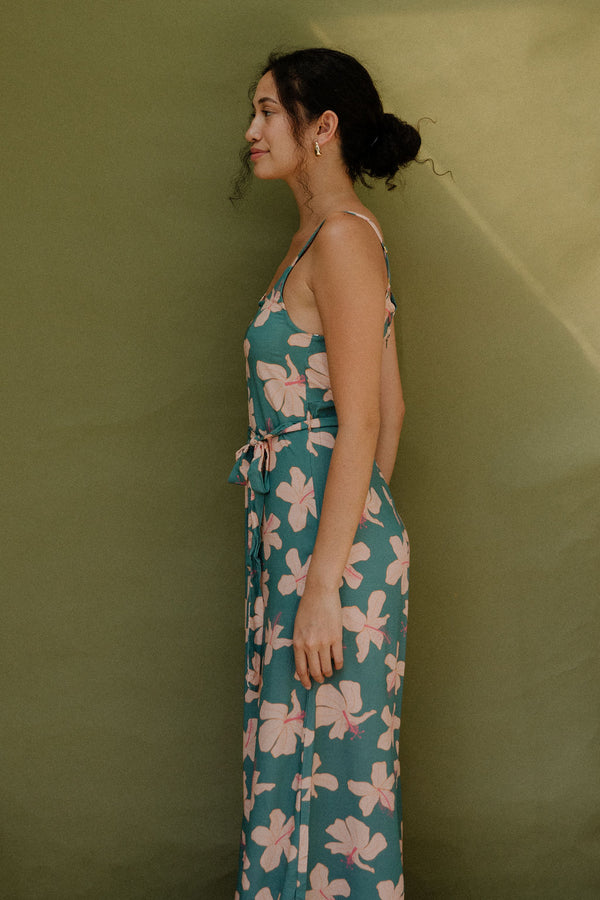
[287,165,361,234]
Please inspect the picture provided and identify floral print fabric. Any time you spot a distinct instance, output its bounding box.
[229,212,409,899]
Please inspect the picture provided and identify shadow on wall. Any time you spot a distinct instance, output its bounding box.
[387,163,600,897]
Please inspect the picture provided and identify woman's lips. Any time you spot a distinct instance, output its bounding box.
[250,149,268,160]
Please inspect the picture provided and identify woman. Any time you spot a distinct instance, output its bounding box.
[229,48,419,900]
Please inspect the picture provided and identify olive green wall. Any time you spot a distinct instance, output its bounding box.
[2,2,599,898]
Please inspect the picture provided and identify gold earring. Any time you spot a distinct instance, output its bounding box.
[314,140,322,157]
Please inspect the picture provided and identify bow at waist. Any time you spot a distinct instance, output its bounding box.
[228,414,338,494]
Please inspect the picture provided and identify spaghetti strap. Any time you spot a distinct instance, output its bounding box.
[342,211,392,285]
[279,209,391,296]
[288,221,327,271]
[342,209,386,246]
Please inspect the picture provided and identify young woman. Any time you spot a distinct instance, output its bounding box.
[229,48,419,900]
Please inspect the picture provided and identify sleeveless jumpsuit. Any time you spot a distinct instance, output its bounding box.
[229,212,410,900]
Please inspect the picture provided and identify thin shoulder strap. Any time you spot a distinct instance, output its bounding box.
[342,210,385,245]
[287,221,327,272]
[283,210,389,281]
[343,210,391,281]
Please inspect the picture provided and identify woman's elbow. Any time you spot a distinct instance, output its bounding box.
[382,394,405,432]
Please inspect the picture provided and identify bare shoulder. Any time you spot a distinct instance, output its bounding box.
[314,209,384,257]
[309,209,387,290]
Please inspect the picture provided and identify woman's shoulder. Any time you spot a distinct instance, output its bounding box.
[312,208,385,263]
[321,207,382,235]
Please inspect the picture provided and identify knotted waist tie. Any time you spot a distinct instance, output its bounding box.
[228,414,338,674]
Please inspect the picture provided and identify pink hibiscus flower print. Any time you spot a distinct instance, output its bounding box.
[348,760,395,816]
[377,874,405,900]
[384,293,395,341]
[301,725,315,748]
[245,651,262,703]
[306,862,350,899]
[251,808,297,873]
[240,848,250,890]
[360,487,384,528]
[288,332,313,347]
[385,534,410,594]
[243,717,257,762]
[255,890,275,900]
[379,481,403,528]
[258,689,305,757]
[260,569,269,607]
[306,352,333,401]
[261,513,282,560]
[247,509,259,551]
[248,393,256,431]
[306,427,335,457]
[342,590,390,663]
[297,822,309,874]
[377,705,401,751]
[275,466,317,532]
[254,289,283,327]
[256,354,306,417]
[324,815,387,873]
[293,752,338,805]
[277,548,311,597]
[340,541,371,590]
[255,890,276,900]
[244,768,276,820]
[248,593,265,646]
[385,642,405,694]
[264,613,293,665]
[315,680,376,740]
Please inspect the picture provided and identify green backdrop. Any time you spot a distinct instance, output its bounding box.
[2,2,599,898]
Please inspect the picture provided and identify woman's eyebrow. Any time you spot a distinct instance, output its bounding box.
[254,96,280,106]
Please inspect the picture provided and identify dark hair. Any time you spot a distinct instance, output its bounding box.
[231,47,421,201]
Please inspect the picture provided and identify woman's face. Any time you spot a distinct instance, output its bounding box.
[245,71,305,181]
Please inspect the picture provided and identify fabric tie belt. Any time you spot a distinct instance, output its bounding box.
[228,413,338,515]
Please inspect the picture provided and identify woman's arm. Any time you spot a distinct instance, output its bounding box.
[375,324,405,483]
[292,212,389,689]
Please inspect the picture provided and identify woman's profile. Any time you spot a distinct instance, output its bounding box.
[229,47,419,899]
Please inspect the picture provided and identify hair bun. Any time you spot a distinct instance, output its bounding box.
[365,113,421,186]
[384,113,422,164]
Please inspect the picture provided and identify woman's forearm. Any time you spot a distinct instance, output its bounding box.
[304,419,380,595]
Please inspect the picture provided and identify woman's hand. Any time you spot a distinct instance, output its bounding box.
[293,587,344,689]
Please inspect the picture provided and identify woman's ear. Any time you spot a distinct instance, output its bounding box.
[315,110,339,148]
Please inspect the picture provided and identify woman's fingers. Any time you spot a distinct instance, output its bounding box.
[294,642,344,687]
[293,645,311,690]
[332,640,344,671]
[318,647,334,679]
[306,648,325,684]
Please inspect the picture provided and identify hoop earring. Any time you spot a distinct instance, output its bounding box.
[314,140,322,157]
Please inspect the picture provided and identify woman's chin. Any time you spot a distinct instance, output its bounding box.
[252,169,277,181]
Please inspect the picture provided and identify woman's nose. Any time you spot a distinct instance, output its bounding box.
[245,116,260,143]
